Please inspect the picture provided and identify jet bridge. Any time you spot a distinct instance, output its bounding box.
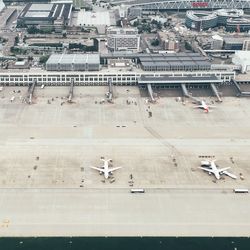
[68,79,74,102]
[180,83,200,103]
[147,83,155,103]
[106,78,113,102]
[27,79,36,104]
[210,83,222,102]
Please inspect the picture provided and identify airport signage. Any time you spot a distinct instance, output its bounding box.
[192,2,209,7]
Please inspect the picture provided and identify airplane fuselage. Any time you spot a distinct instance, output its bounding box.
[103,161,110,179]
[200,101,209,112]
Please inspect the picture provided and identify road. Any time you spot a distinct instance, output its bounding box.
[0,188,250,236]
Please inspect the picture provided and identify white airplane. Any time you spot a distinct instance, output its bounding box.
[198,160,237,180]
[91,158,122,179]
[194,100,216,113]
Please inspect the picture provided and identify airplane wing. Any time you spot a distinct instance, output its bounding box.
[198,167,213,173]
[218,167,231,173]
[108,167,122,173]
[91,166,105,172]
[222,171,237,179]
[193,105,202,108]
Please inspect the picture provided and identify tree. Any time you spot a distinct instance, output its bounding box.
[27,26,39,34]
[151,38,160,46]
[14,36,19,46]
[157,21,162,30]
[39,55,50,64]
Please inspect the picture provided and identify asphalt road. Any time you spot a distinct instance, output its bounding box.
[0,188,250,236]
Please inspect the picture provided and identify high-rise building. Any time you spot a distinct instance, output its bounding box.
[107,27,140,52]
[157,31,179,52]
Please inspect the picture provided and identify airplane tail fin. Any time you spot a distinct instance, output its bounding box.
[100,158,112,162]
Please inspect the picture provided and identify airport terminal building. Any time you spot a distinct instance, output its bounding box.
[0,69,234,87]
[0,53,235,86]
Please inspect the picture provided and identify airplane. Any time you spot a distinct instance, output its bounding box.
[194,100,216,113]
[198,160,237,180]
[91,158,122,179]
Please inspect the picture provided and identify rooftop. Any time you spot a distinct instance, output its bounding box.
[29,3,53,12]
[46,53,100,65]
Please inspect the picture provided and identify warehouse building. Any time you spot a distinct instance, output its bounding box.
[17,2,72,31]
[46,54,100,71]
[139,53,211,71]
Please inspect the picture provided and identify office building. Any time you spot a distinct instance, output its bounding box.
[107,27,140,52]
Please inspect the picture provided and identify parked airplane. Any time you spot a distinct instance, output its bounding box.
[91,158,122,179]
[198,160,237,180]
[194,100,216,113]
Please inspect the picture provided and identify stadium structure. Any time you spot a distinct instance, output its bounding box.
[112,0,250,11]
[216,8,244,25]
[185,11,218,30]
[185,8,246,31]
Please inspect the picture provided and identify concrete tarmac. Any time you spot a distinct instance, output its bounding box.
[0,86,250,236]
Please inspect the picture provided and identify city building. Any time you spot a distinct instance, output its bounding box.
[185,11,218,31]
[211,35,223,50]
[46,54,100,71]
[223,37,247,50]
[128,7,142,20]
[157,31,179,52]
[232,51,250,73]
[243,40,250,51]
[106,27,140,52]
[17,2,72,32]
